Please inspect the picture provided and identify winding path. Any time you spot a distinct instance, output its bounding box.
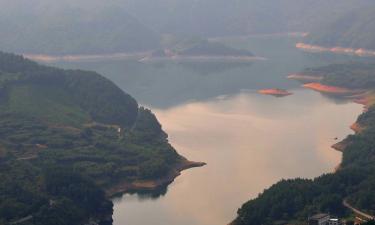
[343,199,375,221]
[9,215,33,225]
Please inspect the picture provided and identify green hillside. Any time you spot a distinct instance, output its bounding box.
[0,52,181,225]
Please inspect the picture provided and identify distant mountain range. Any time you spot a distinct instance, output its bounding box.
[121,0,375,37]
[1,0,375,55]
[305,7,375,50]
[0,1,160,55]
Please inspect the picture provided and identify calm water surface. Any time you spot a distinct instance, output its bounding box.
[54,36,364,225]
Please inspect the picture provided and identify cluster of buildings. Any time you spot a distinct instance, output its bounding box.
[308,213,374,225]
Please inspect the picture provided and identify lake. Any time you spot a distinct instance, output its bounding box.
[54,35,364,225]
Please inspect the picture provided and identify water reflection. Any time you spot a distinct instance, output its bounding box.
[316,93,360,105]
[113,186,169,202]
[49,36,320,109]
[112,89,362,225]
[176,61,254,75]
[53,60,259,108]
[52,36,368,109]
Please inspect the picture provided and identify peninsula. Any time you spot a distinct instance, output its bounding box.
[258,89,293,97]
[0,52,205,225]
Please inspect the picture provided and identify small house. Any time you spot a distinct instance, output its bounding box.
[309,214,331,225]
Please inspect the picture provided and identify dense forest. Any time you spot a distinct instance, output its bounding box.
[0,52,182,225]
[233,62,375,225]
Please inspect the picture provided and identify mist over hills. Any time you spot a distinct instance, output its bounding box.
[1,0,375,54]
[306,7,375,50]
[1,1,375,225]
[0,0,160,55]
[120,0,375,37]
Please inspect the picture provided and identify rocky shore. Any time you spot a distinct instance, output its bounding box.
[105,158,206,197]
[258,88,293,97]
[296,43,375,57]
[302,83,357,95]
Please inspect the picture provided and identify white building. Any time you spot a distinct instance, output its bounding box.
[329,218,340,225]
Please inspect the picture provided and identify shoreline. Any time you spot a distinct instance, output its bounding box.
[302,83,359,95]
[296,81,373,171]
[23,52,150,63]
[331,99,369,154]
[302,84,372,152]
[105,158,206,198]
[208,32,308,41]
[332,140,350,152]
[23,52,266,64]
[296,43,375,57]
[139,55,266,63]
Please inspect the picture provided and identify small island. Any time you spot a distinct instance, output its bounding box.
[258,88,293,97]
[140,39,257,63]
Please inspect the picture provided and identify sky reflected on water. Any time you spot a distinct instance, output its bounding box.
[113,89,362,225]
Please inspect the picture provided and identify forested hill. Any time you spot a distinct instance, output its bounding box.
[305,7,375,50]
[0,52,139,127]
[232,62,375,225]
[0,52,182,225]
